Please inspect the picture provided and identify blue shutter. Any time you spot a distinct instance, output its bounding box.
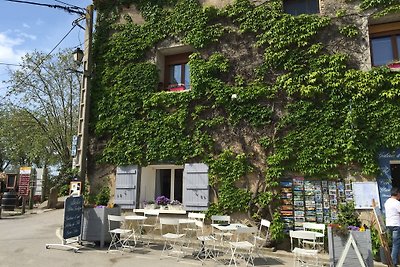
[183,163,209,211]
[115,165,139,209]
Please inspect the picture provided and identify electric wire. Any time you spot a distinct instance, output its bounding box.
[3,0,85,15]
[0,62,22,67]
[0,23,78,103]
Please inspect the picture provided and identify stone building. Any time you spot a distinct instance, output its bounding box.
[85,0,400,223]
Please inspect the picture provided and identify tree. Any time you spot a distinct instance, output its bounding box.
[4,49,80,170]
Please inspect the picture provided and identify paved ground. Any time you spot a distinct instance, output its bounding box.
[0,208,306,267]
[3,207,387,267]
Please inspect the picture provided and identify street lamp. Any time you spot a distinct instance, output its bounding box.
[73,48,84,65]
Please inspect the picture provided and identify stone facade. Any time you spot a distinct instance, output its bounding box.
[88,0,400,214]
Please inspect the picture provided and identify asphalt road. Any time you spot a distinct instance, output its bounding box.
[0,208,296,267]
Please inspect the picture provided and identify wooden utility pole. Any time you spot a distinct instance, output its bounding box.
[74,5,94,195]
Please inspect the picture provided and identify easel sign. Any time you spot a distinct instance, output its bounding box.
[373,205,386,234]
[45,195,83,252]
[372,199,393,267]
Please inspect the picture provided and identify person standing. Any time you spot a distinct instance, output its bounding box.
[385,187,400,266]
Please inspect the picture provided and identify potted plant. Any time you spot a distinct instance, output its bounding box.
[327,202,373,266]
[168,199,183,210]
[143,200,156,209]
[81,185,120,248]
[268,211,285,251]
[168,83,186,91]
[388,60,400,71]
[155,195,170,209]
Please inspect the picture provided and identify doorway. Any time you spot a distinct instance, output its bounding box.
[390,161,400,188]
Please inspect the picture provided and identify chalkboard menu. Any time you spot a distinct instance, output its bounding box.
[63,195,83,239]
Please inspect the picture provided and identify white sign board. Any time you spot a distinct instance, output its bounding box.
[352,182,380,209]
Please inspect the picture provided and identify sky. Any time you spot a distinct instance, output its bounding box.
[0,0,93,90]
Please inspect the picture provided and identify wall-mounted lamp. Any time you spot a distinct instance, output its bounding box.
[73,48,84,65]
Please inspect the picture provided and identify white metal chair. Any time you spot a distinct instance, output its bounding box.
[303,222,325,251]
[289,230,317,251]
[183,212,206,237]
[194,220,218,265]
[159,217,185,261]
[211,215,233,242]
[107,215,134,253]
[254,219,270,261]
[141,209,160,246]
[292,247,320,267]
[178,218,197,252]
[228,226,258,267]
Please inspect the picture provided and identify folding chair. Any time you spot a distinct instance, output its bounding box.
[178,218,197,252]
[141,209,160,246]
[159,218,185,261]
[184,213,206,238]
[194,220,218,265]
[303,222,325,251]
[289,230,317,251]
[107,215,134,253]
[292,247,319,267]
[254,219,270,261]
[228,226,258,267]
[211,215,233,242]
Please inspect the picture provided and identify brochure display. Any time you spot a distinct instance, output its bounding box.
[280,177,353,230]
[280,180,293,230]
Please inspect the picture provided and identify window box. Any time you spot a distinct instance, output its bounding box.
[169,84,186,91]
[388,62,400,71]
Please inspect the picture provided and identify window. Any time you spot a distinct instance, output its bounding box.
[164,52,191,91]
[369,22,400,66]
[283,0,319,15]
[155,168,183,202]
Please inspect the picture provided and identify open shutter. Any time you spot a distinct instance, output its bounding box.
[115,165,139,210]
[183,163,209,211]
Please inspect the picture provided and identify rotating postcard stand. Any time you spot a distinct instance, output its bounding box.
[45,195,83,252]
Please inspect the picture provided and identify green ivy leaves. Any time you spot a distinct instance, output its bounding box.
[91,0,400,216]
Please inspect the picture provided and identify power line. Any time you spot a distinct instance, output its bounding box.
[0,62,22,67]
[4,0,85,15]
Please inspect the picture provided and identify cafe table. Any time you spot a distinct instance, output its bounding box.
[210,223,248,258]
[124,215,147,245]
[211,223,248,232]
[290,230,324,250]
[210,223,248,244]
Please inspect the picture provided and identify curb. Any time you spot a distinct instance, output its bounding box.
[0,207,56,218]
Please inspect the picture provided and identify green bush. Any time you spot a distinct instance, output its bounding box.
[58,184,69,197]
[269,211,285,242]
[95,186,110,206]
[335,201,361,227]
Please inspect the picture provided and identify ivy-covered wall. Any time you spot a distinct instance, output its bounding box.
[88,0,400,219]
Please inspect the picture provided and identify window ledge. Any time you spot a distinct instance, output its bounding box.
[133,208,187,214]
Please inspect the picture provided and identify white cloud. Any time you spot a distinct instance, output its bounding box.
[14,30,37,41]
[22,23,30,29]
[0,32,27,64]
[35,19,44,26]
